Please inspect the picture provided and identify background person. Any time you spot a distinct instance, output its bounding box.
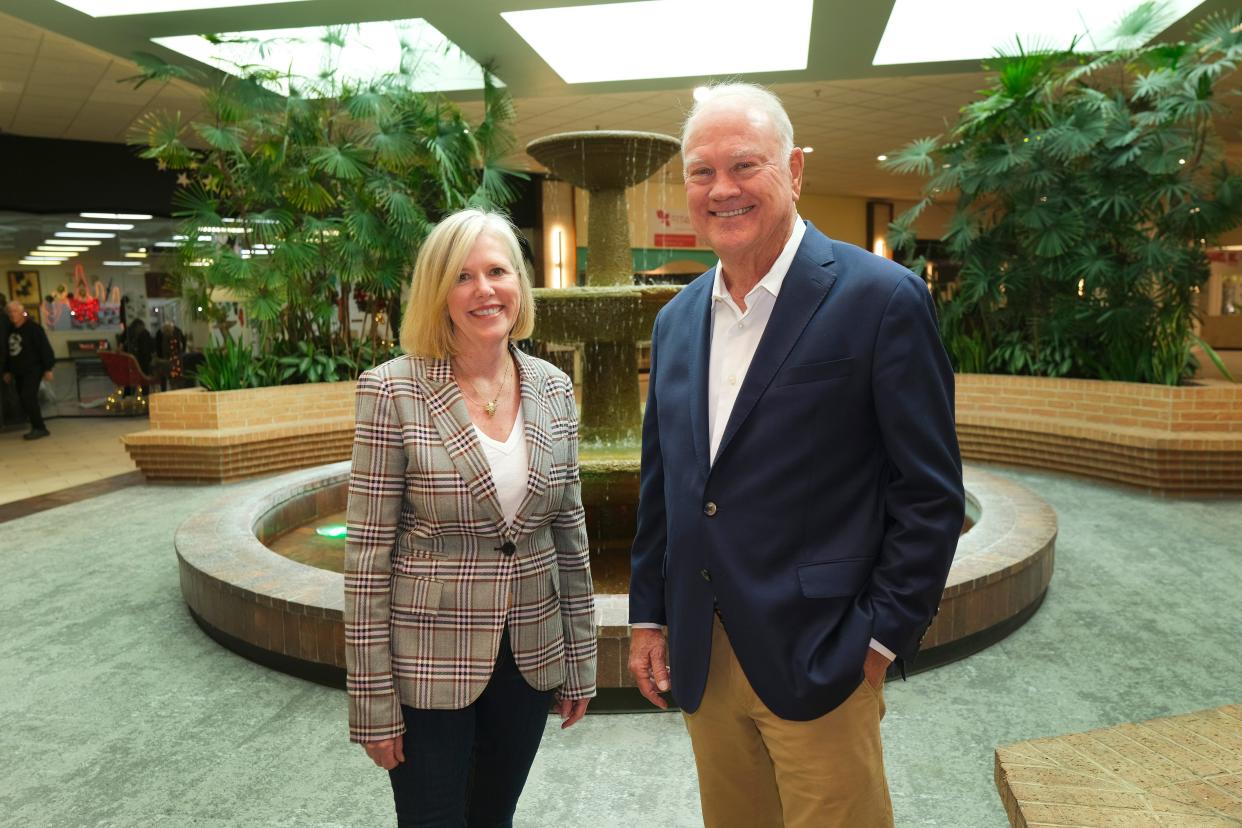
[627,82,964,827]
[3,301,56,440]
[345,209,596,827]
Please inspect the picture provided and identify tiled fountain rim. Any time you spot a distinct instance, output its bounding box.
[174,461,1052,630]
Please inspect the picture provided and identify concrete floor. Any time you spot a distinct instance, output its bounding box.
[0,465,1239,827]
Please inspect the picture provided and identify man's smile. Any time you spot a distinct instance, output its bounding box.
[711,207,754,218]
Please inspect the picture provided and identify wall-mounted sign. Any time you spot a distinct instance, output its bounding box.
[651,208,697,248]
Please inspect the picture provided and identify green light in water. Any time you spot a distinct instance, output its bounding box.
[316,524,348,538]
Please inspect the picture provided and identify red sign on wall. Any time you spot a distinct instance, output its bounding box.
[654,233,697,248]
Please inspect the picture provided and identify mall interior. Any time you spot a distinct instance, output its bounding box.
[1,1,1241,826]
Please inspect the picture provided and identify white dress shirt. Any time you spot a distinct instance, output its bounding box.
[637,216,894,662]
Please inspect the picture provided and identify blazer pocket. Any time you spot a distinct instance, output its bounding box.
[391,574,443,616]
[797,557,872,599]
[774,357,853,387]
[398,534,447,559]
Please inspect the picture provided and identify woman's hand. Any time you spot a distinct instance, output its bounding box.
[362,736,405,770]
[553,696,590,729]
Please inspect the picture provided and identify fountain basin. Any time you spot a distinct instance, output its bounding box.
[526,130,681,190]
[175,463,1054,691]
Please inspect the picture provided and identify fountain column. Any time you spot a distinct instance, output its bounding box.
[526,131,681,443]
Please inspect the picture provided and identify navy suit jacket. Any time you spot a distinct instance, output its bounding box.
[629,222,964,720]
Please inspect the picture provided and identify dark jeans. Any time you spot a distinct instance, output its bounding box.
[13,371,46,432]
[388,629,553,828]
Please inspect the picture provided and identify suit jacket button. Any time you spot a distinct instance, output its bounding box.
[700,568,711,582]
[703,501,717,517]
[500,541,516,556]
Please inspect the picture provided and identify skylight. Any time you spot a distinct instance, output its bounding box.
[873,0,1208,65]
[153,18,493,96]
[502,0,813,84]
[52,0,312,16]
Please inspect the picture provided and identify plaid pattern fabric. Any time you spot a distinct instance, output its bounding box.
[344,347,597,743]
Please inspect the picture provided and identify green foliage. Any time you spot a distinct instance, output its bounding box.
[194,334,262,391]
[127,32,524,386]
[884,5,1242,384]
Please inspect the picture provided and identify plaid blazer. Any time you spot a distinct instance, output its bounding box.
[344,347,597,743]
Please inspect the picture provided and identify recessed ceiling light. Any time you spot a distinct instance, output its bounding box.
[44,239,102,246]
[153,18,493,96]
[873,0,1208,65]
[693,86,710,102]
[55,232,115,239]
[876,154,888,161]
[51,0,312,17]
[802,146,814,154]
[503,0,813,83]
[66,222,135,230]
[79,212,154,220]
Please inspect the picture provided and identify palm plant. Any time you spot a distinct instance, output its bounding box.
[127,27,523,388]
[884,4,1242,383]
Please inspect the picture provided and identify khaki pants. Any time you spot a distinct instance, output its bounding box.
[682,615,894,828]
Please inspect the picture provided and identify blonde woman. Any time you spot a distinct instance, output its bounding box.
[345,209,596,827]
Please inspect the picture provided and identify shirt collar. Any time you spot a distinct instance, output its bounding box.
[711,214,806,305]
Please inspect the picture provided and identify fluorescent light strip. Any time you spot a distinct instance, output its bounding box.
[502,0,812,83]
[51,0,312,17]
[103,261,142,267]
[66,222,135,231]
[873,0,1208,65]
[153,17,493,96]
[79,212,154,220]
[36,247,87,253]
[56,232,115,239]
[19,259,63,266]
[44,238,101,246]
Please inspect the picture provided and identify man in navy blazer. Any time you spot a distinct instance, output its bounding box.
[628,83,964,827]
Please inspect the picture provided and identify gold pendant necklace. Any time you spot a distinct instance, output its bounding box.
[456,357,512,417]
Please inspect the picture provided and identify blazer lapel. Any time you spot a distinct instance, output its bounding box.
[713,231,838,465]
[687,272,715,481]
[511,348,552,535]
[415,357,506,530]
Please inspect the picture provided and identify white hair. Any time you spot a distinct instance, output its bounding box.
[681,82,795,168]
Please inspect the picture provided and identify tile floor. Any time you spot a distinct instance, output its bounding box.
[0,415,145,505]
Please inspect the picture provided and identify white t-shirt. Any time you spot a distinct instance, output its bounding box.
[474,410,528,528]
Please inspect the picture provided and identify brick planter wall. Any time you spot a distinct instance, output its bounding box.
[123,382,357,482]
[956,375,1242,495]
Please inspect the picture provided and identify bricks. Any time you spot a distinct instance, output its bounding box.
[956,375,1242,495]
[996,706,1242,826]
[124,383,359,482]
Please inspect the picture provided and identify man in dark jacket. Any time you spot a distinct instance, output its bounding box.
[3,301,56,439]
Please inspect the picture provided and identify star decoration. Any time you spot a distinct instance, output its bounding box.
[176,172,190,186]
[201,174,219,191]
[156,159,168,171]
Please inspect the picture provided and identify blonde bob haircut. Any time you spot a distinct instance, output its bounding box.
[399,209,536,359]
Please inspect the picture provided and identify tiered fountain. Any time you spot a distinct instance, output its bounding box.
[526,130,682,445]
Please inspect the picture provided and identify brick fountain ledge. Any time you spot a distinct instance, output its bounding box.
[173,463,1055,690]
